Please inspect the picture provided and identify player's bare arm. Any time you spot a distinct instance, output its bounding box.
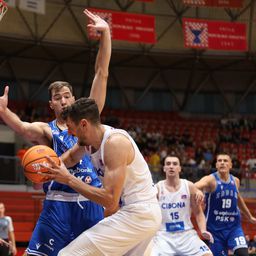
[86,9,111,114]
[195,175,215,193]
[43,133,132,213]
[190,182,214,243]
[61,143,87,168]
[155,183,160,200]
[0,86,51,144]
[235,177,256,223]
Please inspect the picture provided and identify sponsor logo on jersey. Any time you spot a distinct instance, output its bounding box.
[69,167,93,175]
[36,243,41,249]
[166,221,185,232]
[181,194,187,199]
[213,209,239,222]
[85,176,92,184]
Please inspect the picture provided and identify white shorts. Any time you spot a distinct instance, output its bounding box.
[58,203,161,256]
[151,229,212,256]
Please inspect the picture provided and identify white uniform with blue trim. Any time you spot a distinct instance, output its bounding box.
[58,125,162,256]
[151,179,211,256]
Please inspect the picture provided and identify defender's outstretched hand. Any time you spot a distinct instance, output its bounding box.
[0,86,9,112]
[84,9,110,33]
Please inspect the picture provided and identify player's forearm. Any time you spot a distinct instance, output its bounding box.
[238,196,253,219]
[95,27,111,77]
[195,211,207,233]
[61,144,86,168]
[9,231,16,249]
[90,28,111,113]
[104,205,120,217]
[0,108,26,134]
[67,174,118,210]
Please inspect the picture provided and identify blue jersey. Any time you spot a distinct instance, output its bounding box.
[43,120,102,194]
[27,120,104,256]
[205,172,241,232]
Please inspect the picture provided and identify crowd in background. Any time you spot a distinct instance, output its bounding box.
[2,102,256,187]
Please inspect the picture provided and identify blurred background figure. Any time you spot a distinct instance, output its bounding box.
[0,202,16,255]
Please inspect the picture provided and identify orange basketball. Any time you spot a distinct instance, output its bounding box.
[21,145,60,183]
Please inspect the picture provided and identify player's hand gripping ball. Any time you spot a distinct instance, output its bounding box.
[22,145,60,183]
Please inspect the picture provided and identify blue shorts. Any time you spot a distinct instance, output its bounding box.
[26,199,104,256]
[209,226,248,256]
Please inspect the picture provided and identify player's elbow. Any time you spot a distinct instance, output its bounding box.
[95,67,109,79]
[103,194,119,212]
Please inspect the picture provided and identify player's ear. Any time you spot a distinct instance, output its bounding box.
[80,119,88,128]
[49,100,53,109]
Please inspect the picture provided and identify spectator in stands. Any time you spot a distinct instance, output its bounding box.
[149,150,162,183]
[246,157,256,173]
[0,202,16,255]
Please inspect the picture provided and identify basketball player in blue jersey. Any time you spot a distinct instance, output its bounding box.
[0,10,111,256]
[195,153,256,256]
[151,155,213,256]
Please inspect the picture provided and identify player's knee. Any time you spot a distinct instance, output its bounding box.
[234,247,249,256]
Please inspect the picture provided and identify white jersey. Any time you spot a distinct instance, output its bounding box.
[86,125,158,206]
[157,179,193,232]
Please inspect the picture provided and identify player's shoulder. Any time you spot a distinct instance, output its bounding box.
[199,173,215,183]
[4,216,12,221]
[106,130,130,147]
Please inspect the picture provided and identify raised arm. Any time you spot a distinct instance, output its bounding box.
[85,9,111,114]
[0,86,51,145]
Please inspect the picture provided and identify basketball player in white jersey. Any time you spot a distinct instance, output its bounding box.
[151,155,213,256]
[41,97,162,256]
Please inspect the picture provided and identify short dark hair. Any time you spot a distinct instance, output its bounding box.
[216,152,230,157]
[163,155,181,166]
[216,152,232,162]
[48,81,73,99]
[61,97,100,125]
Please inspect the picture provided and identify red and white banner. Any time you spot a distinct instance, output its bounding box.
[183,0,244,8]
[183,18,247,51]
[87,8,156,44]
